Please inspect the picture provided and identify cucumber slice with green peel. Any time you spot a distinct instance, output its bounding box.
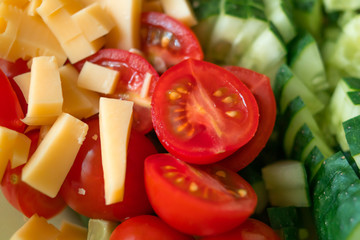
[263,0,296,43]
[274,64,325,115]
[267,206,300,229]
[344,115,360,168]
[304,146,326,183]
[323,0,360,12]
[288,33,329,93]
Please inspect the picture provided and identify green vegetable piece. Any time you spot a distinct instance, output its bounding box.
[87,219,118,240]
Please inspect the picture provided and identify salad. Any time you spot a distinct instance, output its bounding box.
[0,0,360,239]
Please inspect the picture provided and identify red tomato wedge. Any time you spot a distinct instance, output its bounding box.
[74,49,160,134]
[60,117,157,221]
[151,59,259,164]
[201,218,281,240]
[219,66,277,171]
[144,154,257,236]
[141,11,203,73]
[0,68,26,133]
[1,130,66,219]
[110,215,194,240]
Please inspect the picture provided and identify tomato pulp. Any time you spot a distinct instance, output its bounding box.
[151,59,259,164]
[144,154,257,236]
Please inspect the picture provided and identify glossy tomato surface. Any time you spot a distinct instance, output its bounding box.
[74,49,159,133]
[220,66,277,171]
[1,130,66,219]
[144,154,257,236]
[141,11,203,73]
[60,117,157,221]
[201,218,281,240]
[109,215,194,240]
[151,59,259,164]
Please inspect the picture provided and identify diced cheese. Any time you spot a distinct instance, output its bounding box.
[13,72,31,103]
[22,56,63,126]
[102,0,142,50]
[160,0,198,27]
[57,221,87,240]
[10,214,60,240]
[78,61,119,94]
[11,131,31,169]
[39,125,51,143]
[22,113,88,198]
[60,64,100,119]
[0,0,28,9]
[142,0,163,12]
[25,0,42,16]
[99,97,133,205]
[72,2,114,42]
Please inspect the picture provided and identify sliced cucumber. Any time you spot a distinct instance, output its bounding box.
[344,115,360,168]
[87,219,118,240]
[323,0,360,12]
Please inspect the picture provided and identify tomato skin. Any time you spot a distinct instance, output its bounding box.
[0,68,26,133]
[201,218,281,240]
[144,154,257,236]
[109,215,194,240]
[1,130,66,219]
[220,66,277,171]
[151,59,259,164]
[60,117,157,221]
[141,11,203,73]
[74,48,160,134]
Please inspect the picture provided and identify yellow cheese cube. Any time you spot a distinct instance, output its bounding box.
[25,0,42,16]
[99,97,133,205]
[10,214,60,240]
[60,64,100,119]
[36,0,65,17]
[142,0,163,12]
[57,221,87,240]
[11,132,31,169]
[103,0,142,50]
[0,0,28,9]
[78,61,119,94]
[22,113,89,198]
[22,56,63,126]
[160,0,197,27]
[13,72,31,103]
[72,2,114,42]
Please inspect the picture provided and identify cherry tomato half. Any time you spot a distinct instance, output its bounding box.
[1,130,66,219]
[140,11,203,73]
[74,49,160,134]
[144,154,258,236]
[60,117,157,221]
[109,215,194,240]
[201,218,281,240]
[219,66,277,171]
[151,59,259,164]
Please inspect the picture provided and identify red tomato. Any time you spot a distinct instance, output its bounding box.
[1,130,66,219]
[141,11,203,73]
[144,154,258,236]
[201,218,281,240]
[74,49,160,134]
[220,66,277,171]
[151,59,259,164]
[0,68,26,132]
[60,117,157,221]
[109,215,194,240]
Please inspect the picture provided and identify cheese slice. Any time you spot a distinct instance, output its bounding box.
[22,113,88,198]
[57,221,87,240]
[160,0,198,27]
[78,61,119,94]
[10,214,60,240]
[0,0,28,8]
[11,131,31,169]
[13,72,30,103]
[99,97,133,205]
[22,56,63,126]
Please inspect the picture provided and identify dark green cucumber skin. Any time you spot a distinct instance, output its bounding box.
[344,115,360,157]
[223,0,267,20]
[274,64,294,104]
[292,0,317,12]
[291,123,314,160]
[189,0,221,20]
[287,33,315,67]
[304,146,326,182]
[267,206,300,229]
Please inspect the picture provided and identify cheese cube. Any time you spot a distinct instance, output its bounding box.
[11,132,31,168]
[78,61,119,94]
[160,0,197,27]
[0,0,28,8]
[22,56,63,126]
[99,98,133,205]
[57,221,87,240]
[22,113,88,198]
[142,0,163,12]
[10,214,60,240]
[13,72,31,103]
[60,64,100,119]
[25,0,42,16]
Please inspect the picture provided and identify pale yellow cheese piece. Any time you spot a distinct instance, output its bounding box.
[10,214,60,240]
[22,56,63,126]
[78,61,119,94]
[22,113,89,198]
[0,0,28,9]
[57,221,87,240]
[72,2,114,42]
[13,72,31,103]
[160,0,197,27]
[99,97,133,205]
[60,64,100,119]
[103,0,142,50]
[142,0,163,12]
[11,131,31,169]
[26,0,42,16]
